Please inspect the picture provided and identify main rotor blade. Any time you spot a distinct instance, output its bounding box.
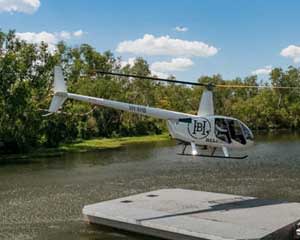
[215,84,300,89]
[95,71,209,87]
[92,71,300,90]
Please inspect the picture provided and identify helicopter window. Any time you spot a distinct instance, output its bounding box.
[227,120,246,145]
[241,123,254,141]
[215,118,231,143]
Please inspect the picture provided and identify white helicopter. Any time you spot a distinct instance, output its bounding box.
[47,66,255,159]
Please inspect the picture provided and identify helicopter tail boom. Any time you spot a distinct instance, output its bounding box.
[46,66,193,120]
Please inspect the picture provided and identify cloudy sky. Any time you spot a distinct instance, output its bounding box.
[1,0,300,81]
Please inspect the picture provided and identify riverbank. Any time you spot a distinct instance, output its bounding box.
[0,133,171,162]
[61,133,170,152]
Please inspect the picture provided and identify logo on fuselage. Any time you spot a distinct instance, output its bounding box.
[187,118,211,139]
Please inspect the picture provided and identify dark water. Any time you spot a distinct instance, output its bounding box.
[1,132,300,240]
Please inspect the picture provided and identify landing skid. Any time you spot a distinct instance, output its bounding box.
[177,153,248,160]
[178,142,248,159]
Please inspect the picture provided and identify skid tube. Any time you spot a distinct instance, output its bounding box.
[177,153,248,160]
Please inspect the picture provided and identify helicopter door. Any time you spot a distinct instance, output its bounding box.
[226,119,246,145]
[215,118,231,143]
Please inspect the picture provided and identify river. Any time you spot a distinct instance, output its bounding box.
[1,132,300,240]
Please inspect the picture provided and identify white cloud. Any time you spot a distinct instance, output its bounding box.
[116,34,218,57]
[174,26,188,32]
[151,70,169,79]
[16,30,84,51]
[59,31,71,40]
[120,57,169,78]
[280,45,300,63]
[151,58,194,73]
[252,65,272,75]
[73,30,84,37]
[0,0,40,14]
[16,31,57,51]
[120,57,136,68]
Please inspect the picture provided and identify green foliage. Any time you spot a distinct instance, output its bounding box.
[1,30,300,153]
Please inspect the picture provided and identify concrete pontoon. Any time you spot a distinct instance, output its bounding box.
[83,189,300,240]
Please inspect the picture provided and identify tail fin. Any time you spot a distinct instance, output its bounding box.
[45,66,68,115]
[53,66,67,93]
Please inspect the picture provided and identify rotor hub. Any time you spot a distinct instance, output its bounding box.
[206,83,215,91]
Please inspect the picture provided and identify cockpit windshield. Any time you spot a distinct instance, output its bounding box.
[215,118,250,145]
[240,123,254,141]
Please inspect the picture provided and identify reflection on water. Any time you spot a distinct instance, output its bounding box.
[1,132,300,239]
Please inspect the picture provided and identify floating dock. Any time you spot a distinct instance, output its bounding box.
[83,189,300,240]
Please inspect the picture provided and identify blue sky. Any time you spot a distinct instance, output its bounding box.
[1,0,300,82]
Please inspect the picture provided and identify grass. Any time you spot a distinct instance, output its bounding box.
[0,133,171,161]
[60,133,170,152]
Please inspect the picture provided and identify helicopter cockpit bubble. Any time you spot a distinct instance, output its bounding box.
[214,117,253,147]
[240,121,254,141]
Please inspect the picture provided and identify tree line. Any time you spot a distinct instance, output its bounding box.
[1,30,300,153]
